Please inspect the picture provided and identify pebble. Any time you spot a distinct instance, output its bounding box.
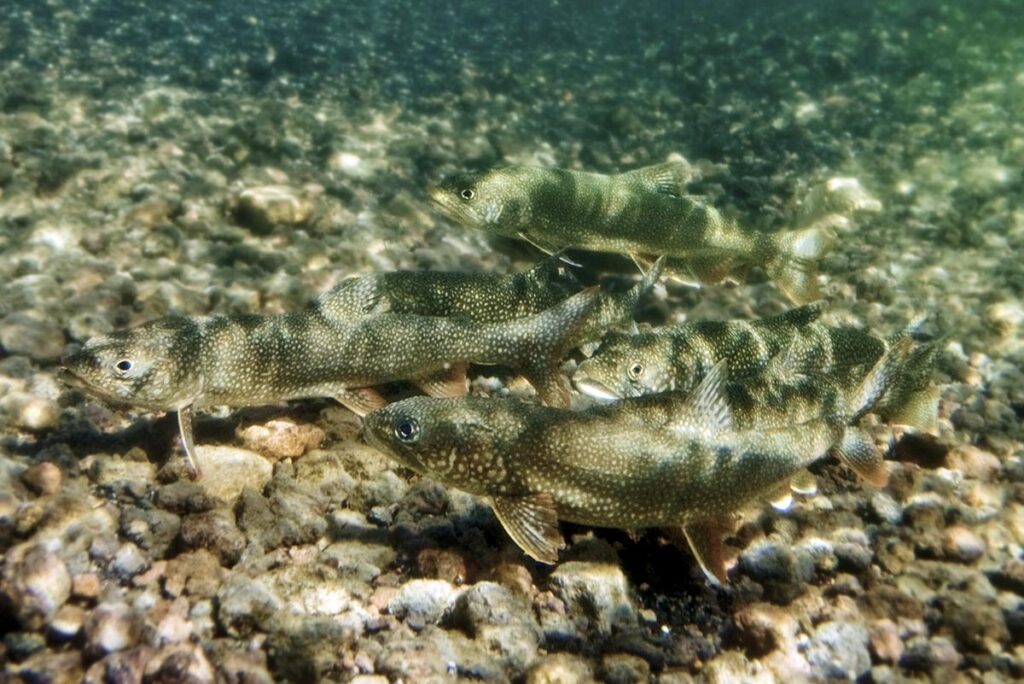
[12,650,83,684]
[738,539,814,604]
[215,575,283,637]
[178,510,246,566]
[387,579,459,628]
[946,445,1002,481]
[193,446,273,503]
[0,312,66,362]
[13,397,62,431]
[549,562,636,635]
[321,540,397,584]
[525,653,595,684]
[111,542,149,579]
[143,644,216,684]
[417,547,471,585]
[900,636,963,671]
[444,582,538,636]
[84,603,141,657]
[806,620,872,680]
[71,573,102,600]
[0,543,72,629]
[49,603,86,641]
[234,185,313,234]
[869,491,904,525]
[239,419,325,459]
[941,525,986,563]
[21,462,63,495]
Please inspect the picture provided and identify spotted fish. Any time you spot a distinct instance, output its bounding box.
[430,161,835,303]
[574,302,940,432]
[362,341,907,583]
[60,286,606,478]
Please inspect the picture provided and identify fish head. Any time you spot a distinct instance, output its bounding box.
[574,332,678,400]
[362,396,518,492]
[430,169,529,233]
[60,317,203,411]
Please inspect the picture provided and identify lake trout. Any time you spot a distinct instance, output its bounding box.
[60,287,604,478]
[574,303,940,431]
[430,161,836,303]
[362,347,902,584]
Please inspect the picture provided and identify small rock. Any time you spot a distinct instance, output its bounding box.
[215,575,282,638]
[549,562,636,635]
[321,540,396,583]
[869,491,904,525]
[15,398,62,431]
[525,653,595,684]
[49,603,85,641]
[417,547,470,585]
[0,312,66,362]
[738,539,814,604]
[5,630,47,660]
[179,510,246,566]
[806,621,871,680]
[155,481,217,515]
[940,595,1010,654]
[989,558,1024,595]
[194,446,273,503]
[218,651,275,684]
[900,636,962,672]
[21,462,63,495]
[119,506,181,557]
[869,619,904,664]
[111,542,149,579]
[90,458,156,488]
[239,419,325,460]
[234,185,313,234]
[143,643,216,684]
[946,445,1002,481]
[941,525,986,563]
[388,579,458,628]
[601,653,651,684]
[71,573,102,600]
[0,543,72,629]
[164,550,224,599]
[84,646,154,684]
[12,650,83,684]
[84,603,142,658]
[444,582,539,636]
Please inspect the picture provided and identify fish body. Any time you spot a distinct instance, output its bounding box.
[574,303,939,431]
[321,252,582,322]
[61,286,607,477]
[430,162,835,303]
[362,370,858,583]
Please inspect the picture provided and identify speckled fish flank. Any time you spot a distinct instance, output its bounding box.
[574,302,941,432]
[362,362,870,584]
[60,285,610,478]
[430,161,836,303]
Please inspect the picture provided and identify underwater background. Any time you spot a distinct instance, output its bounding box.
[1,0,1023,681]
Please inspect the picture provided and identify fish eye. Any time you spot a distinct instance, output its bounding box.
[115,359,134,374]
[627,362,644,380]
[394,417,421,443]
[460,188,475,201]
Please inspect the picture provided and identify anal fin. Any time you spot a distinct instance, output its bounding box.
[491,492,565,564]
[334,386,389,417]
[177,405,202,480]
[835,428,889,487]
[680,517,732,585]
[416,364,469,398]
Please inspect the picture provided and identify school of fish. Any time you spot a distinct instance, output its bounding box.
[61,160,942,583]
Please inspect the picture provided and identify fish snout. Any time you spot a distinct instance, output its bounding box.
[572,371,622,403]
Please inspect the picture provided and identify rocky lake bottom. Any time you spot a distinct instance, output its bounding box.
[1,0,1023,681]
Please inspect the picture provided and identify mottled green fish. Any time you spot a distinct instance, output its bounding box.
[60,287,605,478]
[574,302,940,431]
[362,346,902,583]
[322,252,582,322]
[430,161,835,303]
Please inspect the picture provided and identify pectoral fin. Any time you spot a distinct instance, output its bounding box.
[884,386,939,432]
[668,360,733,439]
[835,428,889,487]
[177,405,202,480]
[416,364,469,398]
[680,517,732,585]
[790,469,819,495]
[518,233,581,266]
[334,386,389,417]
[490,493,565,564]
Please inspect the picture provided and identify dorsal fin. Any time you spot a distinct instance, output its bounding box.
[669,360,733,439]
[490,493,565,564]
[620,161,693,197]
[774,301,828,328]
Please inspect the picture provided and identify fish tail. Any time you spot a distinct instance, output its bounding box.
[763,226,837,304]
[496,286,603,407]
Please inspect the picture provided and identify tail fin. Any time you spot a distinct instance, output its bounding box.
[764,227,837,304]
[495,287,602,408]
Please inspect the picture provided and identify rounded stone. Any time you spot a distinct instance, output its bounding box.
[1,544,72,629]
[806,621,871,680]
[21,462,63,496]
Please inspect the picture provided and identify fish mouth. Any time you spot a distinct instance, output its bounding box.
[572,375,623,402]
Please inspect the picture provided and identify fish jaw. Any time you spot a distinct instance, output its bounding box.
[572,374,624,402]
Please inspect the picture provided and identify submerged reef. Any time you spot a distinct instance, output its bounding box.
[2,0,1023,681]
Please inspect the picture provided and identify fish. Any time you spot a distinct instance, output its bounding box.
[362,343,905,584]
[430,161,836,303]
[60,286,607,479]
[320,252,583,322]
[573,302,940,432]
